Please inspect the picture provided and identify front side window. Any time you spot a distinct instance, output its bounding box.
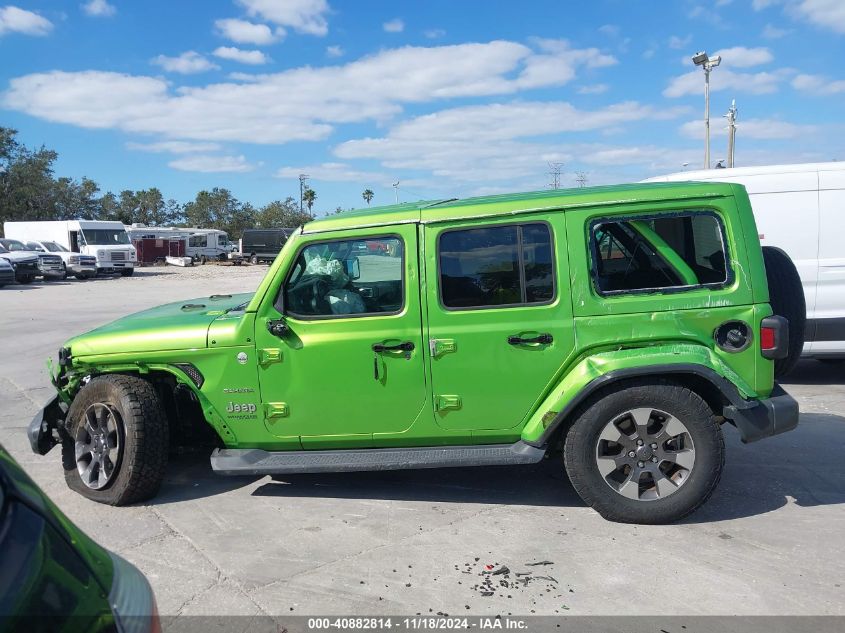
[189,235,207,247]
[283,236,404,317]
[438,223,555,309]
[80,229,130,245]
[591,211,729,294]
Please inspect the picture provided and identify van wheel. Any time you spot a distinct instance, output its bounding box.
[762,247,805,377]
[250,254,259,265]
[199,255,207,265]
[563,380,724,524]
[61,375,168,505]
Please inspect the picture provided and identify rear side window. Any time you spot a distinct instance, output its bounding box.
[591,211,729,295]
[439,223,555,309]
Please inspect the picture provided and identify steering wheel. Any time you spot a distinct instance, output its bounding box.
[290,274,332,314]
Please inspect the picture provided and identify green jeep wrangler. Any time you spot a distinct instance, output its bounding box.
[29,182,799,524]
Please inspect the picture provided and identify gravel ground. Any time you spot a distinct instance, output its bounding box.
[1,265,844,618]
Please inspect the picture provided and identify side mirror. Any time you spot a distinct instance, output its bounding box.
[267,318,289,338]
[344,257,360,280]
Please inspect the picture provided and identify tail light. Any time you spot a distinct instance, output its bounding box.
[760,315,788,360]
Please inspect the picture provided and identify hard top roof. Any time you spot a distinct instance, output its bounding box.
[303,181,735,234]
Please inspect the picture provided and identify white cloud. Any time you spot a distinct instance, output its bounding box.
[3,40,619,145]
[424,28,445,39]
[664,68,784,97]
[712,46,773,67]
[598,24,620,37]
[752,0,781,9]
[168,154,255,173]
[81,0,116,17]
[215,18,281,45]
[791,73,845,95]
[326,44,344,57]
[333,100,687,184]
[213,46,270,65]
[679,117,817,140]
[151,51,219,74]
[791,0,845,34]
[383,18,404,33]
[577,83,609,95]
[668,35,692,50]
[125,141,224,154]
[276,162,388,183]
[762,23,790,38]
[0,5,53,36]
[236,0,329,36]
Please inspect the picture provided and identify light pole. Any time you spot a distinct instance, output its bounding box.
[692,51,721,170]
[298,174,309,213]
[392,180,400,204]
[725,99,737,168]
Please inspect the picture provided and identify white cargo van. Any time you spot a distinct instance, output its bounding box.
[645,162,845,360]
[4,220,137,276]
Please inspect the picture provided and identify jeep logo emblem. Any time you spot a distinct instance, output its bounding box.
[227,402,256,414]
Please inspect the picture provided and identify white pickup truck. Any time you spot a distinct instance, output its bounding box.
[24,240,98,279]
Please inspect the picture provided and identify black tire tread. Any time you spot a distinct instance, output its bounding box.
[563,379,724,524]
[762,246,805,377]
[62,374,168,505]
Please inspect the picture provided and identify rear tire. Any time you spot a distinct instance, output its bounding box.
[62,375,168,505]
[563,380,724,524]
[762,246,805,378]
[250,254,259,265]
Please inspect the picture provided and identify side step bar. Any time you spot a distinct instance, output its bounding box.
[210,441,545,476]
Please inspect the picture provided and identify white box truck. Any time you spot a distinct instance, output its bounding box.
[4,220,137,276]
[645,161,845,363]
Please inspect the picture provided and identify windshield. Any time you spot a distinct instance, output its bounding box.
[0,239,29,251]
[80,229,130,245]
[42,241,68,252]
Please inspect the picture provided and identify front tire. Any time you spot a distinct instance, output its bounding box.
[120,268,134,277]
[249,254,259,265]
[62,375,168,505]
[563,380,724,524]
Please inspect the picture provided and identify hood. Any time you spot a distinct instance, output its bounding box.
[67,292,253,357]
[0,251,38,263]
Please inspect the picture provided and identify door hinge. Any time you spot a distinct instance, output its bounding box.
[265,402,289,419]
[259,348,282,365]
[434,395,462,411]
[429,338,456,358]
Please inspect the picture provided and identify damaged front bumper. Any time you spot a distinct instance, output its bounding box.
[28,395,67,455]
[724,384,799,443]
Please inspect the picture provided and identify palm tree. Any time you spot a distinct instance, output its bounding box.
[362,189,374,206]
[302,187,317,213]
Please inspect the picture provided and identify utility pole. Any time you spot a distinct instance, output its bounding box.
[392,180,400,204]
[725,99,738,168]
[547,162,564,189]
[298,174,309,213]
[575,171,588,188]
[691,51,721,169]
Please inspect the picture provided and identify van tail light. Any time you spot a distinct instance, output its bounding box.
[760,315,789,360]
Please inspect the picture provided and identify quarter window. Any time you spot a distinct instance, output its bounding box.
[439,223,555,309]
[591,211,729,294]
[283,237,404,317]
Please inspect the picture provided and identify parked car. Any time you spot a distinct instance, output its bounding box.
[30,182,798,524]
[0,256,14,287]
[4,220,137,276]
[240,228,296,264]
[0,238,64,281]
[24,240,98,280]
[646,161,845,371]
[0,241,39,284]
[0,443,159,631]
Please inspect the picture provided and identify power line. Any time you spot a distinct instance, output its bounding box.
[547,162,564,190]
[575,171,588,188]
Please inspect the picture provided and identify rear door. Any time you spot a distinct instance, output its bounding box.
[423,214,575,435]
[815,169,845,351]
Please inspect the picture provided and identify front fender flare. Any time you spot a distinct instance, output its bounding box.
[521,344,757,448]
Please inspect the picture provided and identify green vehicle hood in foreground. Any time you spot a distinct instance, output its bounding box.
[67,292,253,357]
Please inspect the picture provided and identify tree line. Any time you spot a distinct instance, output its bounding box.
[0,127,316,239]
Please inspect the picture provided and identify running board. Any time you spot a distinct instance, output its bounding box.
[210,441,544,476]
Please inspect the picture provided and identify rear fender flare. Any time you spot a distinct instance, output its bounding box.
[521,344,757,448]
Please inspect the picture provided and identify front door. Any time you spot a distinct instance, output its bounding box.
[424,215,575,432]
[254,225,427,447]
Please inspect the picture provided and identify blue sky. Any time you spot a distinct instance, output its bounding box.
[1,0,843,214]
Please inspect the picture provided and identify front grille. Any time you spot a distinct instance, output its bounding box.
[111,251,126,261]
[17,261,38,272]
[80,256,97,265]
[39,255,63,266]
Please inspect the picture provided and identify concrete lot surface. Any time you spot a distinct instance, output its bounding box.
[1,266,844,617]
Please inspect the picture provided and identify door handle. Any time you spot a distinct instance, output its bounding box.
[507,333,553,345]
[372,342,415,380]
[372,342,415,353]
